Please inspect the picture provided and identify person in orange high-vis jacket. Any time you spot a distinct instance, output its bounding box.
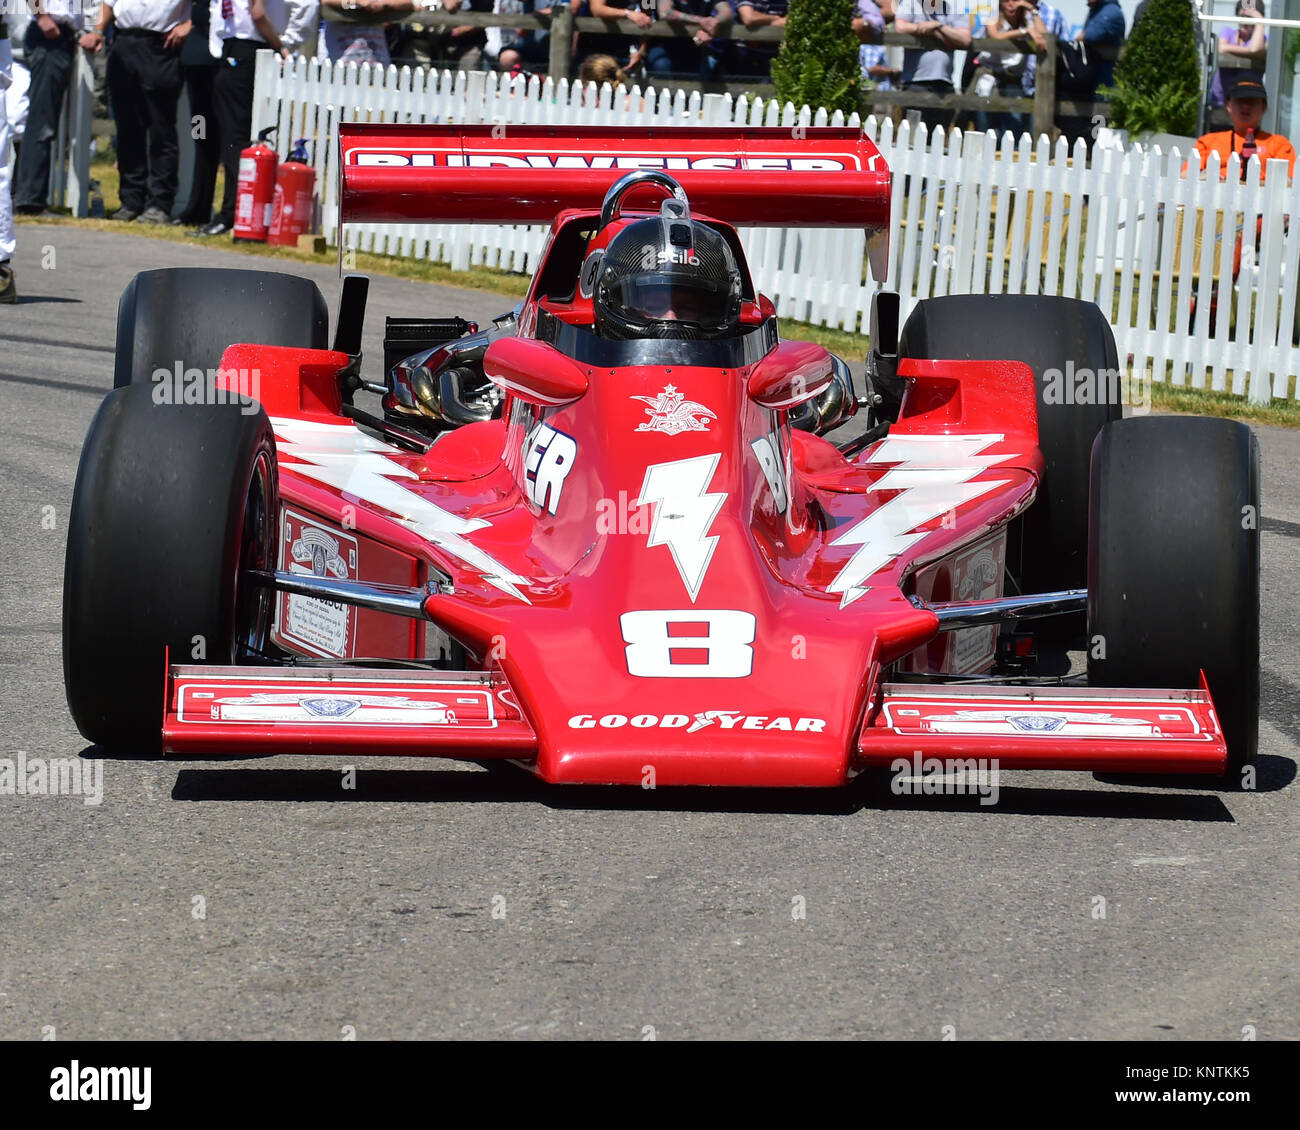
[1193,78,1296,182]
[1183,78,1295,330]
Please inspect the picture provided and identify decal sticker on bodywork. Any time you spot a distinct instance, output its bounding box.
[568,710,825,731]
[635,456,726,602]
[178,684,499,727]
[523,422,577,516]
[882,704,1207,739]
[631,385,716,435]
[619,609,754,678]
[272,418,531,602]
[830,434,1012,607]
[276,508,359,659]
[750,431,789,514]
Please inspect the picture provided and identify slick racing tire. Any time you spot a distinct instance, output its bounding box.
[897,295,1121,637]
[113,267,329,388]
[1087,416,1260,782]
[63,382,279,749]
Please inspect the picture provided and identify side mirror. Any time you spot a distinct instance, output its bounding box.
[746,341,833,411]
[483,337,590,408]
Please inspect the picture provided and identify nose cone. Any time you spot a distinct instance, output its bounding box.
[475,360,886,786]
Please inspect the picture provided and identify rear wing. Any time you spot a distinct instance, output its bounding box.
[338,124,891,228]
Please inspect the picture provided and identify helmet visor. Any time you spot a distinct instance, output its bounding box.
[619,278,724,326]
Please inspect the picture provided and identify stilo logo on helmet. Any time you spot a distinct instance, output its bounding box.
[593,197,743,342]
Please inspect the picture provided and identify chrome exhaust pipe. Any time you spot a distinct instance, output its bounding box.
[791,354,859,435]
[385,327,503,426]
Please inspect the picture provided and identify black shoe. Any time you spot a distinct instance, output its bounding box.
[139,206,180,225]
[112,206,141,222]
[190,220,232,237]
[0,264,16,304]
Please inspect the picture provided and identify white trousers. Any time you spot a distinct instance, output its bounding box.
[0,37,14,264]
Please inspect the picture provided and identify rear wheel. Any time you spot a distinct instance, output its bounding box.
[113,267,328,388]
[898,295,1122,636]
[63,383,279,749]
[1087,416,1260,781]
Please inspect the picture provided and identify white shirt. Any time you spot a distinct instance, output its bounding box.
[105,0,189,33]
[210,0,316,52]
[27,1,86,31]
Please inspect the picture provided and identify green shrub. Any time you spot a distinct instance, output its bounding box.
[770,0,862,116]
[1105,0,1200,136]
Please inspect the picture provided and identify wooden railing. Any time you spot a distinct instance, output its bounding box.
[326,9,1118,139]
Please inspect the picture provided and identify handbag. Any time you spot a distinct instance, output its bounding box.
[1056,40,1102,97]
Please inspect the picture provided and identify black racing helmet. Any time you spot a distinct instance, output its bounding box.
[591,198,743,341]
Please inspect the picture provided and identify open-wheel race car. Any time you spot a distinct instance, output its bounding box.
[62,125,1259,788]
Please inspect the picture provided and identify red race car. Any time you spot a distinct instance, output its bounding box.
[63,125,1260,788]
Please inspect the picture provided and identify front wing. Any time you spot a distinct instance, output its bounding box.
[163,665,1228,781]
[163,666,536,758]
[858,676,1227,775]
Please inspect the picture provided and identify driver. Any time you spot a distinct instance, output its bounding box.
[590,198,743,341]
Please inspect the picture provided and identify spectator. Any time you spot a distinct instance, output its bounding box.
[317,0,402,65]
[663,0,725,81]
[1079,0,1123,91]
[80,1,191,226]
[894,0,970,133]
[578,50,627,87]
[1020,0,1067,100]
[442,0,493,70]
[1056,0,1122,149]
[973,0,1031,137]
[1210,2,1266,112]
[14,0,83,217]
[494,0,583,74]
[1,19,15,302]
[854,0,897,100]
[490,0,541,71]
[859,41,899,90]
[196,0,318,238]
[178,0,221,225]
[387,9,441,67]
[732,0,785,78]
[584,0,671,78]
[579,50,652,106]
[1193,77,1294,182]
[852,0,883,41]
[1184,77,1294,331]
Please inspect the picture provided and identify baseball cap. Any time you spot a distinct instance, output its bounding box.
[1226,79,1268,103]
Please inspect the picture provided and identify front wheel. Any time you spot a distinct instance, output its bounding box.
[63,383,279,749]
[1087,416,1260,781]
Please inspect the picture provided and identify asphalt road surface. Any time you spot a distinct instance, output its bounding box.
[0,226,1296,1041]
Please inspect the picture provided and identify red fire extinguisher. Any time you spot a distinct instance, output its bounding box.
[268,138,317,247]
[234,126,278,243]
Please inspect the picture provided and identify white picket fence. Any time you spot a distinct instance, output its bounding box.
[252,53,1300,402]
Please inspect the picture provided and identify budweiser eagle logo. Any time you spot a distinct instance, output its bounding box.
[631,385,717,435]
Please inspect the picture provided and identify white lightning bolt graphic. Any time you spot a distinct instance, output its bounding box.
[637,454,727,603]
[272,418,531,603]
[829,434,1012,608]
